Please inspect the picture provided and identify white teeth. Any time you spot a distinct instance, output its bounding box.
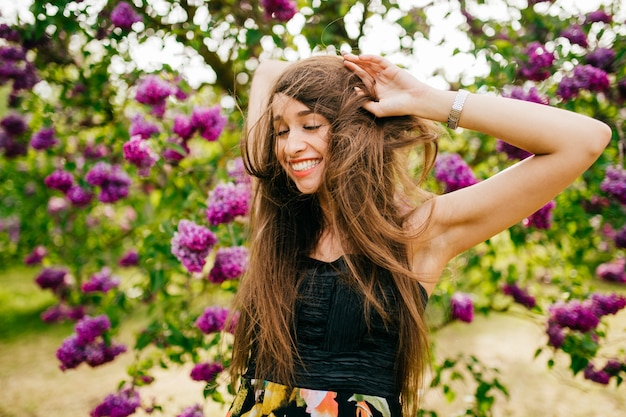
[291,160,320,171]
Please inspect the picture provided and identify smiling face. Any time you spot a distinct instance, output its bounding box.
[272,94,331,194]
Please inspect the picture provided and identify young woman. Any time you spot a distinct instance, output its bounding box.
[226,53,611,417]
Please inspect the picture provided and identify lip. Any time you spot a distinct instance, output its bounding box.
[288,158,322,178]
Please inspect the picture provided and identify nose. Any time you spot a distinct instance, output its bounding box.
[282,130,307,157]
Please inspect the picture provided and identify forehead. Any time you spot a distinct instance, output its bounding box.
[271,94,314,120]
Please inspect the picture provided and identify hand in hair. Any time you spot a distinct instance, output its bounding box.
[342,53,434,119]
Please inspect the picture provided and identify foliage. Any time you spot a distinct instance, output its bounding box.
[1,0,625,416]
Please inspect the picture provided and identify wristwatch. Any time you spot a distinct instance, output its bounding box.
[447,90,469,130]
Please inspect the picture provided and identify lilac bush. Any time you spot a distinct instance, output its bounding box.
[2,1,625,416]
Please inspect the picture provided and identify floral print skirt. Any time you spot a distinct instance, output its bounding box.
[226,378,399,417]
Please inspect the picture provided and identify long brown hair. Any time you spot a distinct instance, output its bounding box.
[230,55,440,416]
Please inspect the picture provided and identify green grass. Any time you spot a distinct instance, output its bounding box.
[0,266,73,340]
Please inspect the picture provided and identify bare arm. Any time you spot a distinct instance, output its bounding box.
[343,53,612,281]
[246,60,292,133]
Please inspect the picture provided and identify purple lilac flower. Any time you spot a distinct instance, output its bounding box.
[603,359,623,376]
[75,315,111,343]
[30,127,58,150]
[433,153,478,193]
[205,183,251,226]
[24,245,47,265]
[90,388,141,417]
[548,300,599,332]
[191,106,227,141]
[177,404,205,417]
[0,24,21,42]
[227,157,251,184]
[135,75,174,108]
[585,10,612,24]
[600,165,626,204]
[615,226,626,249]
[586,48,615,72]
[546,321,565,348]
[1,113,27,135]
[41,304,83,323]
[560,24,588,48]
[208,246,249,283]
[56,334,87,370]
[44,169,74,193]
[505,86,548,105]
[42,304,67,323]
[129,114,160,139]
[118,249,139,267]
[556,65,610,101]
[517,42,555,82]
[261,0,297,21]
[190,362,224,382]
[35,268,67,290]
[86,162,132,203]
[67,305,86,321]
[84,143,108,159]
[496,140,533,160]
[67,185,94,207]
[584,363,611,385]
[110,2,143,30]
[173,114,195,140]
[502,283,536,308]
[450,292,474,323]
[195,306,229,334]
[163,137,190,162]
[523,200,556,229]
[590,293,626,317]
[82,267,121,293]
[171,219,217,273]
[123,136,159,177]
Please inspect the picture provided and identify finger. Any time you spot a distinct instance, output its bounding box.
[343,60,376,90]
[361,100,383,117]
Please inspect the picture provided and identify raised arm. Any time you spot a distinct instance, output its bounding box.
[246,60,292,134]
[343,53,612,276]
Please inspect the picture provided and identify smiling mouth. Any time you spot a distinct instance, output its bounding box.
[290,159,321,172]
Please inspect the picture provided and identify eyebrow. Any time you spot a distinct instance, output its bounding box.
[272,110,315,122]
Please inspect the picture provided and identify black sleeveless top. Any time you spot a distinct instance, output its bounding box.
[245,255,429,399]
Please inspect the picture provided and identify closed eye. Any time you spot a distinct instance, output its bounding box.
[275,129,289,137]
[304,125,322,131]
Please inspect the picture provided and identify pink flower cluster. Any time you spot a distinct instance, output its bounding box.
[522,200,556,229]
[450,292,474,323]
[123,135,159,177]
[261,0,297,22]
[170,219,217,273]
[208,246,249,283]
[502,283,536,309]
[91,388,141,417]
[517,42,555,82]
[177,404,204,417]
[584,359,624,385]
[205,183,251,226]
[85,162,132,203]
[81,267,121,293]
[433,153,478,193]
[546,293,626,348]
[56,315,127,370]
[595,258,626,283]
[110,2,143,31]
[190,362,224,382]
[195,306,229,334]
[600,165,626,204]
[556,65,610,101]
